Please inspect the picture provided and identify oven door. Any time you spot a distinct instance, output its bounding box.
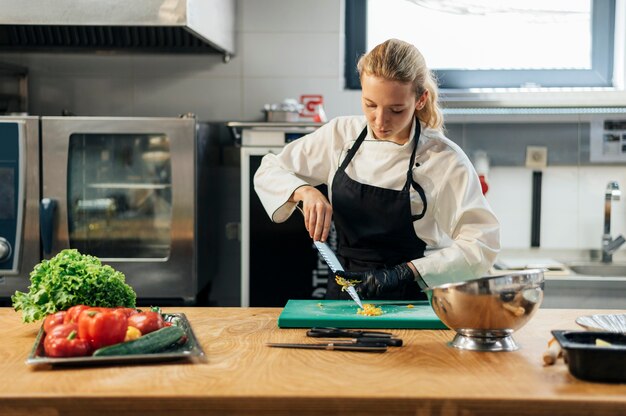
[0,116,40,298]
[41,116,197,302]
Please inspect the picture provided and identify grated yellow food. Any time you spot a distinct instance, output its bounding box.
[335,275,361,292]
[357,304,383,316]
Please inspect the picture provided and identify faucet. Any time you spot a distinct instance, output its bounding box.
[602,181,625,263]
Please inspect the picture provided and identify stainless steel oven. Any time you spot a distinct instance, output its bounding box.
[0,116,40,299]
[1,114,214,305]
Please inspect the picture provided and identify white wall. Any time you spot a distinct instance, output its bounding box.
[1,0,625,256]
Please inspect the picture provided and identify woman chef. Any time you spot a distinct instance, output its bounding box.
[254,38,500,300]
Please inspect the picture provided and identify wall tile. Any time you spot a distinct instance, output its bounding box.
[239,0,340,33]
[486,167,531,249]
[20,52,134,76]
[133,77,242,120]
[29,75,135,116]
[130,53,242,79]
[0,53,25,66]
[540,167,579,249]
[241,33,339,78]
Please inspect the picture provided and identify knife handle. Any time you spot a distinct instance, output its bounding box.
[331,345,387,352]
[307,328,393,338]
[306,334,403,347]
[356,337,403,347]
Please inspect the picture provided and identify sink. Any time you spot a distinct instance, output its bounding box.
[567,262,626,277]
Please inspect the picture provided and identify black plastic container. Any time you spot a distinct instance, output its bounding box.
[552,330,626,383]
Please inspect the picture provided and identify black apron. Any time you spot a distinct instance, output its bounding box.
[327,119,428,300]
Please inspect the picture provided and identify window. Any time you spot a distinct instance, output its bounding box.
[345,0,615,89]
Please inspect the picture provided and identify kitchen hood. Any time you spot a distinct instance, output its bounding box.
[0,0,235,60]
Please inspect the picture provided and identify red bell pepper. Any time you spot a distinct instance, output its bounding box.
[127,311,165,335]
[43,311,67,334]
[43,323,92,357]
[115,307,139,318]
[64,305,92,324]
[47,322,78,339]
[77,308,128,350]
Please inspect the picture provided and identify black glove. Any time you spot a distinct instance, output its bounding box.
[336,263,415,298]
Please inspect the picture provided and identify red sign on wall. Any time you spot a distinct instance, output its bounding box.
[299,95,324,118]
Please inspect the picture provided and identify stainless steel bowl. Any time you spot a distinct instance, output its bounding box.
[424,269,545,352]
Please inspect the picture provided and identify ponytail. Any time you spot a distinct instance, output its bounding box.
[419,71,444,130]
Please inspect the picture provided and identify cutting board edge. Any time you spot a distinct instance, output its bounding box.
[277,299,448,330]
[277,317,449,330]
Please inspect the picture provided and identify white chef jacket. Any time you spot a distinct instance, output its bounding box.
[253,115,500,288]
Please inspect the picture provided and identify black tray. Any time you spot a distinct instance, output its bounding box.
[27,313,206,367]
[552,330,626,383]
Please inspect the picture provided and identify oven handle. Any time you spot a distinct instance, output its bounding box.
[40,198,57,256]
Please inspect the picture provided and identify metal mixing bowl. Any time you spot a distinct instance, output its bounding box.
[424,269,545,352]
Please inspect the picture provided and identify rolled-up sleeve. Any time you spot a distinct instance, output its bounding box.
[253,121,338,223]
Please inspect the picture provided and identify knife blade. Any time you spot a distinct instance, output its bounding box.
[313,241,364,309]
[344,286,364,310]
[266,342,387,352]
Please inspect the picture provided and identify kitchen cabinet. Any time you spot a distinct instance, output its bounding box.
[1,307,625,415]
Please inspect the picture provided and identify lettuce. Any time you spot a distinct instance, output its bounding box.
[12,249,137,323]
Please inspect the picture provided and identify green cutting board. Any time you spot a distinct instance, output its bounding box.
[277,300,448,329]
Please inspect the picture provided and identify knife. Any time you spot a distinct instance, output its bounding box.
[307,337,403,347]
[313,241,364,309]
[306,328,402,346]
[267,342,387,352]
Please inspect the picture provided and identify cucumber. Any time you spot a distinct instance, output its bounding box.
[93,325,185,356]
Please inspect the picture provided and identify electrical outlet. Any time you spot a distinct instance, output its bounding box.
[525,146,548,169]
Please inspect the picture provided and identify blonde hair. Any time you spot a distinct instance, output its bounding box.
[357,39,443,130]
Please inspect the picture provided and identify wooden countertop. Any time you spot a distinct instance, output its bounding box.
[1,307,625,416]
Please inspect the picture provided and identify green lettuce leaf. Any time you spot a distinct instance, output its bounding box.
[12,249,137,323]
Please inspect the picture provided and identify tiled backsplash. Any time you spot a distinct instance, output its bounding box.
[446,116,626,251]
[488,166,626,250]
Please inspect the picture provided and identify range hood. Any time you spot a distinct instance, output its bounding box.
[0,0,235,60]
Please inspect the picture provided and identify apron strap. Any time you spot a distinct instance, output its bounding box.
[410,180,427,221]
[404,119,427,221]
[339,125,368,171]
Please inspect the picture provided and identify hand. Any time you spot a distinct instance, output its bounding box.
[336,263,416,298]
[291,185,332,241]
